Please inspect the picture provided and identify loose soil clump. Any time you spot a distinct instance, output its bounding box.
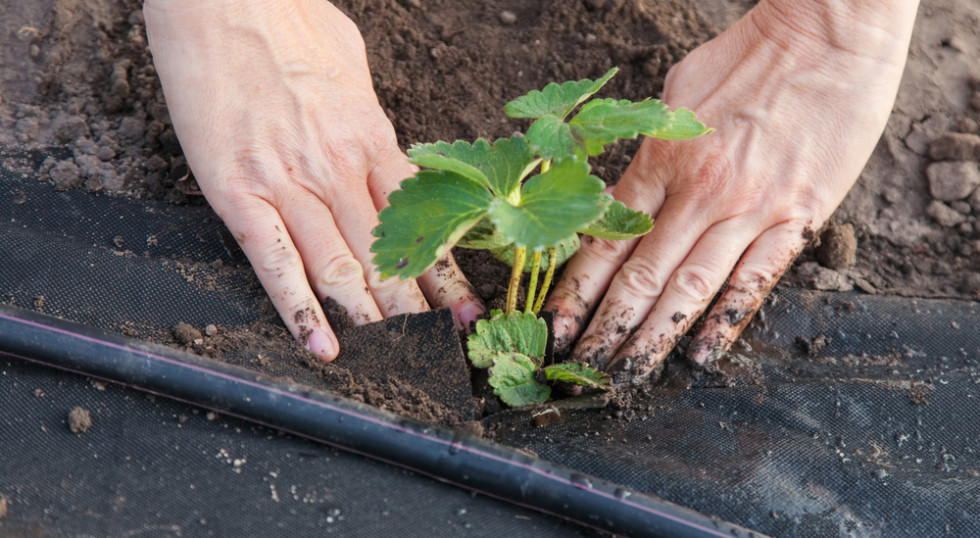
[67,406,93,434]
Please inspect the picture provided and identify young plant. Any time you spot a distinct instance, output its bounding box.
[371,68,710,406]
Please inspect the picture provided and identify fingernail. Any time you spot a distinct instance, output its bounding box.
[688,338,723,367]
[456,303,485,333]
[308,328,338,362]
[551,313,576,352]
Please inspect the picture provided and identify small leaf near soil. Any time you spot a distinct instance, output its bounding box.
[504,67,618,120]
[489,160,607,250]
[544,362,610,389]
[372,170,493,279]
[468,310,547,369]
[408,136,539,201]
[578,196,654,240]
[489,352,551,407]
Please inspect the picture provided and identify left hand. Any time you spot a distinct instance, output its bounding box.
[546,0,919,385]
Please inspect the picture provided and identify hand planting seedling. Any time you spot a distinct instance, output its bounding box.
[372,68,710,406]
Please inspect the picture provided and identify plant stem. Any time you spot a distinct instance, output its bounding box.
[506,246,527,314]
[524,250,543,312]
[541,159,551,173]
[532,247,558,314]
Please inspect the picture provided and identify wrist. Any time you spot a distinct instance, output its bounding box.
[751,0,919,66]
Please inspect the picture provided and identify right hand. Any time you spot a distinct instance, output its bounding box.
[546,0,918,384]
[144,0,484,360]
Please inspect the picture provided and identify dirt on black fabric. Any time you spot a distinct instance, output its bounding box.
[2,0,980,427]
[125,310,476,427]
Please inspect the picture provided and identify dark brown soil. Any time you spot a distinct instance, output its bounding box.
[2,0,980,427]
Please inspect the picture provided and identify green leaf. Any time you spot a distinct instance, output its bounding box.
[467,310,548,369]
[505,67,618,120]
[489,160,607,250]
[456,217,512,250]
[524,116,583,161]
[649,106,715,140]
[408,136,539,200]
[492,234,580,272]
[489,352,551,407]
[544,362,610,388]
[525,98,712,160]
[407,141,490,189]
[571,98,711,155]
[467,310,548,368]
[372,170,493,279]
[578,197,653,240]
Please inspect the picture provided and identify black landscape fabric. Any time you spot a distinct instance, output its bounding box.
[3,152,980,537]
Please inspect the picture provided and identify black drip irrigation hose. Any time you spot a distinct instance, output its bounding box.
[0,304,765,538]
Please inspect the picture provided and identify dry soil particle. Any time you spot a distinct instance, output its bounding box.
[172,321,203,345]
[816,224,858,270]
[67,406,93,434]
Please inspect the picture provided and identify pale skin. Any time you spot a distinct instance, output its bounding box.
[546,0,920,384]
[144,0,484,360]
[144,0,920,376]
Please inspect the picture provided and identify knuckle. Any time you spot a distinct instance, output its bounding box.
[364,267,409,294]
[582,235,631,265]
[365,119,400,155]
[321,130,367,179]
[672,264,717,303]
[314,253,365,290]
[689,157,735,201]
[617,258,667,299]
[254,238,303,276]
[734,261,778,292]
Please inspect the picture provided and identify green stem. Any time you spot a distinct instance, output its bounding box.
[541,159,551,173]
[506,246,527,314]
[524,250,543,313]
[532,247,557,314]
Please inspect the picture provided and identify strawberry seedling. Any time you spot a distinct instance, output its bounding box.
[372,68,710,406]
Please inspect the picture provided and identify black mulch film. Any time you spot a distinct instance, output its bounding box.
[3,149,980,537]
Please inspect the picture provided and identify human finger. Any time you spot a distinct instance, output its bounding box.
[416,254,485,332]
[281,191,385,325]
[320,178,429,319]
[368,150,485,331]
[599,215,761,385]
[686,221,810,367]
[574,207,756,378]
[222,198,339,361]
[546,159,668,352]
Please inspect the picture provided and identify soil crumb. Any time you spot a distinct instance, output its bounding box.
[67,406,93,434]
[172,321,203,345]
[816,224,857,270]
